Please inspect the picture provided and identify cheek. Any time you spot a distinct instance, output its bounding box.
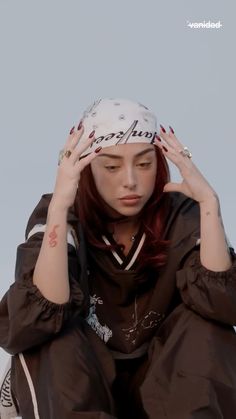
[90,162,102,192]
[141,166,157,192]
[90,163,115,198]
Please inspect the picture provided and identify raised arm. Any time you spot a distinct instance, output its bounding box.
[32,123,100,303]
[0,123,102,354]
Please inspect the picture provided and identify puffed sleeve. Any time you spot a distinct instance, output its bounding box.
[0,194,86,355]
[176,244,236,326]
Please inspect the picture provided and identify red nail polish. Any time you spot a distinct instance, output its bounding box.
[70,126,75,135]
[77,121,83,130]
[89,130,95,138]
[169,125,174,134]
[155,135,162,142]
[160,124,166,133]
[95,146,102,153]
[162,146,168,152]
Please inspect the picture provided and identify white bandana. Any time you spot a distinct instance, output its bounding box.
[79,98,159,156]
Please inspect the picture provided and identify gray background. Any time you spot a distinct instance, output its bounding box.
[0,0,235,375]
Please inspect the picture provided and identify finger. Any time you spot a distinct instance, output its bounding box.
[64,123,85,151]
[159,124,184,150]
[76,148,102,172]
[59,126,87,166]
[163,182,183,193]
[155,133,176,154]
[154,140,192,168]
[69,125,85,151]
[154,137,176,154]
[70,132,96,164]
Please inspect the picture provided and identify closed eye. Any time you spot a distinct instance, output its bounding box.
[137,162,151,168]
[105,165,120,171]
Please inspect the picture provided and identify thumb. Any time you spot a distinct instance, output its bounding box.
[163,182,183,193]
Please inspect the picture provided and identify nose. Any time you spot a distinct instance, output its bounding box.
[122,166,137,190]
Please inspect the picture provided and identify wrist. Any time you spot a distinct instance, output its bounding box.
[48,199,69,215]
[199,192,219,208]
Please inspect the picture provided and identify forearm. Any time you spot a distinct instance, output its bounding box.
[199,194,232,271]
[32,202,70,304]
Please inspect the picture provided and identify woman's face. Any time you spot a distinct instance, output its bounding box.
[90,143,157,217]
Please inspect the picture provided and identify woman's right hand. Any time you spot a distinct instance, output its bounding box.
[50,122,100,211]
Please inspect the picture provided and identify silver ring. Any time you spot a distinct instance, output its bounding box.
[179,146,192,159]
[58,149,64,166]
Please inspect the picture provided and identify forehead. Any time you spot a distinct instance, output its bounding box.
[97,143,155,158]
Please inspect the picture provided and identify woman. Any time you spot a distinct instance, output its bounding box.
[1,98,236,419]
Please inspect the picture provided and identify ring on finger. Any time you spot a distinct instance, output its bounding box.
[58,149,72,166]
[58,149,64,166]
[179,146,192,159]
[64,150,72,158]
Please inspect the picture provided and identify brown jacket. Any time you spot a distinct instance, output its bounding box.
[1,192,236,419]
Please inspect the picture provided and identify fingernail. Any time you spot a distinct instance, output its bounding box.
[155,135,162,142]
[70,126,75,135]
[95,146,102,153]
[162,146,168,152]
[77,121,83,130]
[89,130,95,138]
[160,124,166,133]
[169,125,174,134]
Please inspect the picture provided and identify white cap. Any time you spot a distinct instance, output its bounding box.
[79,98,159,156]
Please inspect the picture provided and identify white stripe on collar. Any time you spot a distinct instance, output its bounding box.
[124,232,146,270]
[101,235,123,264]
[102,232,146,270]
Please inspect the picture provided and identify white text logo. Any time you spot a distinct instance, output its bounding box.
[187,20,223,29]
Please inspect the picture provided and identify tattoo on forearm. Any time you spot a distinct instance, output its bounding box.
[48,225,59,247]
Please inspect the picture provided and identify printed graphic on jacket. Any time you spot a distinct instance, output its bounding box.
[122,296,166,346]
[86,294,113,343]
[0,365,19,419]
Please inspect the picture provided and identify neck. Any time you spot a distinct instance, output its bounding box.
[107,215,140,238]
[101,197,141,238]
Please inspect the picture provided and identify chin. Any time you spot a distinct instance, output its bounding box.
[117,207,141,216]
[108,206,140,218]
[101,197,145,219]
[114,202,145,217]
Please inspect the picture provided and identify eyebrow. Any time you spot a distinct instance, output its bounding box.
[96,148,155,159]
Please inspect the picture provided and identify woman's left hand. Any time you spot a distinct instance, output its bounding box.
[154,125,217,204]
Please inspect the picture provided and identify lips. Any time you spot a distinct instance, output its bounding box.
[120,195,141,200]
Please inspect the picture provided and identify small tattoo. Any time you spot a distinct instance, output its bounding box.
[48,225,59,247]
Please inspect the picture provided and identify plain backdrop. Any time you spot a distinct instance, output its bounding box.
[0,0,235,375]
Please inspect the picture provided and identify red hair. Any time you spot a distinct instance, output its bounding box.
[74,146,172,273]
